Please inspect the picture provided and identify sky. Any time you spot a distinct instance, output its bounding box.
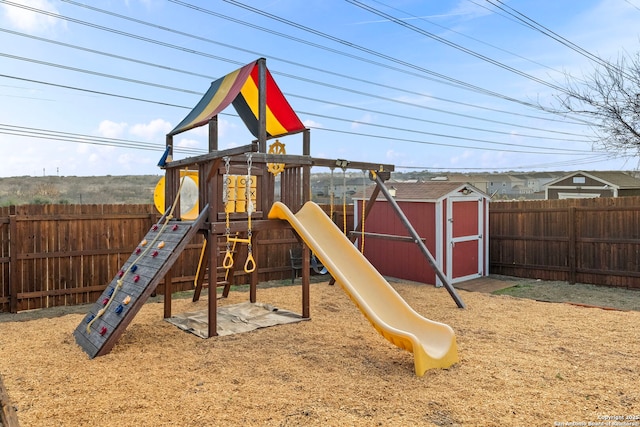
[1,0,640,177]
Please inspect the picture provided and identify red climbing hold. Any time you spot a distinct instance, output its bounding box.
[100,326,108,336]
[172,224,178,231]
[152,224,158,231]
[102,298,109,306]
[135,247,141,255]
[134,275,140,283]
[152,250,159,257]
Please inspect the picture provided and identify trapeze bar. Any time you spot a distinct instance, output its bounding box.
[227,237,252,244]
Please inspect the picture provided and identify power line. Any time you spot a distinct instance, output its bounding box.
[0,3,591,135]
[56,0,584,126]
[345,0,569,94]
[215,0,563,112]
[369,0,565,76]
[0,48,591,142]
[485,0,624,76]
[0,123,206,155]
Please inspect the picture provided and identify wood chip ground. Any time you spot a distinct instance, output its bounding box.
[1,281,638,426]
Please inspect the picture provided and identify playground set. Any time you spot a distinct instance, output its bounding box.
[73,58,465,376]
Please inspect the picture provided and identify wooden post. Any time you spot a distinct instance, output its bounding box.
[207,229,218,338]
[302,243,310,318]
[208,116,218,151]
[568,206,577,284]
[249,231,259,303]
[163,269,172,319]
[9,208,18,313]
[257,58,267,153]
[0,373,19,427]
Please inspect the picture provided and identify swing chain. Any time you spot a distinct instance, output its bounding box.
[223,156,231,251]
[244,152,256,273]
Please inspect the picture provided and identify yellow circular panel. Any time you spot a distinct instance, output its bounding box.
[153,171,199,220]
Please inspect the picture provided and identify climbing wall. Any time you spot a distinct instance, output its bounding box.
[74,216,203,359]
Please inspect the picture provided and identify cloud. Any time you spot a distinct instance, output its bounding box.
[129,118,172,140]
[1,0,64,34]
[351,113,374,130]
[96,120,128,139]
[303,119,323,128]
[176,138,200,148]
[385,149,405,161]
[449,150,473,164]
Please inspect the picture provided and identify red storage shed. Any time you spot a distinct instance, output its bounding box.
[354,181,489,286]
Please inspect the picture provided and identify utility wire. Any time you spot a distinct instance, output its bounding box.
[56,0,583,125]
[0,50,592,141]
[486,0,628,78]
[369,0,566,77]
[346,0,570,95]
[0,123,206,155]
[215,0,560,112]
[0,74,587,154]
[0,2,592,133]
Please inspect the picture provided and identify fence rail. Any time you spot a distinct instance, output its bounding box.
[0,203,352,313]
[4,196,638,313]
[489,196,640,289]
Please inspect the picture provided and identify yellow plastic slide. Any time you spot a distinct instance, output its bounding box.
[268,201,458,376]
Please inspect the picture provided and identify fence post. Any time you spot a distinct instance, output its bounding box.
[568,206,577,284]
[8,207,18,313]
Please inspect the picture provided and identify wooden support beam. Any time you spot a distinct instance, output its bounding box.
[349,231,427,243]
[164,144,257,169]
[0,373,19,427]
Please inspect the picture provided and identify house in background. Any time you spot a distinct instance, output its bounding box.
[544,171,640,199]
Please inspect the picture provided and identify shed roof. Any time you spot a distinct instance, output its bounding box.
[359,181,487,201]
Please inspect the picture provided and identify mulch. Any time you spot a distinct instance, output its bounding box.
[0,280,639,426]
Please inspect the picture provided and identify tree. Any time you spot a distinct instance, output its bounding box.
[555,52,640,159]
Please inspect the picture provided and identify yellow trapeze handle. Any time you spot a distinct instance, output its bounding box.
[223,250,234,269]
[244,253,256,273]
[227,237,252,244]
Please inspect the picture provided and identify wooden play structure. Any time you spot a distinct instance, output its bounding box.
[74,58,463,373]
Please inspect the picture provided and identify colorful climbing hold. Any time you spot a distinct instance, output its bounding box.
[86,314,95,323]
[100,326,108,336]
[135,247,141,254]
[131,265,138,272]
[118,270,124,278]
[115,304,124,314]
[107,287,114,297]
[152,224,158,231]
[158,241,165,249]
[134,275,140,283]
[152,250,159,257]
[102,298,109,306]
[140,239,147,247]
[123,295,131,305]
[172,224,179,231]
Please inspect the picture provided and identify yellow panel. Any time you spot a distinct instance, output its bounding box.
[153,171,199,220]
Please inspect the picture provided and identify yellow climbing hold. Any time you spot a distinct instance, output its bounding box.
[140,239,148,247]
[123,295,131,305]
[158,241,165,249]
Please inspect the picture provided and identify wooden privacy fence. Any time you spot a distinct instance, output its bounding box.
[490,196,640,289]
[0,204,313,313]
[0,203,351,313]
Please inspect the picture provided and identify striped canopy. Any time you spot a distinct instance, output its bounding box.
[169,59,306,138]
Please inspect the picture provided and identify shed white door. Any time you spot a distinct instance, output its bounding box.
[445,196,484,283]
